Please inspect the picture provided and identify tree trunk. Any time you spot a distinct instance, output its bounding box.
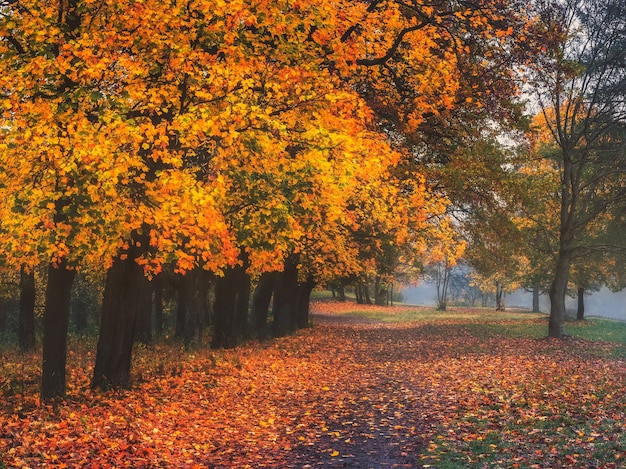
[548,249,573,338]
[212,258,250,348]
[135,279,154,345]
[273,255,299,337]
[236,267,251,341]
[576,286,585,321]
[495,282,505,311]
[41,260,76,399]
[355,283,363,304]
[374,277,388,306]
[182,268,204,350]
[362,280,372,305]
[0,299,8,335]
[92,232,150,389]
[252,271,277,340]
[532,285,540,313]
[19,266,36,352]
[295,279,316,329]
[436,266,451,311]
[153,274,164,336]
[175,274,186,339]
[337,285,346,302]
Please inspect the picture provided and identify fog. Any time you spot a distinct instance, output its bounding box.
[401,284,626,322]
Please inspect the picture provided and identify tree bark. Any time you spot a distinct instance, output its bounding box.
[92,231,150,389]
[362,280,372,305]
[182,268,205,350]
[212,258,250,348]
[0,299,8,335]
[153,274,164,336]
[41,260,76,399]
[355,283,363,304]
[19,266,36,352]
[548,249,573,338]
[295,279,316,329]
[135,279,154,345]
[175,274,186,339]
[532,285,540,313]
[576,286,585,321]
[252,271,277,340]
[337,285,346,302]
[495,282,505,311]
[273,255,299,337]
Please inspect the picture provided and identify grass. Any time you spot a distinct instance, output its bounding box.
[313,300,626,344]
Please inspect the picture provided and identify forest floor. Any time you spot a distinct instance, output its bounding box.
[1,302,626,468]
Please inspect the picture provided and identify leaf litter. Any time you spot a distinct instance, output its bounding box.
[1,305,625,468]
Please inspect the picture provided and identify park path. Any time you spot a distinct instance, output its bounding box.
[279,312,435,468]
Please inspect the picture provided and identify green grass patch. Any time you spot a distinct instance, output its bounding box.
[565,318,626,343]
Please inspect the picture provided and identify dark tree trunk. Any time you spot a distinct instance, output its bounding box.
[92,232,150,389]
[135,279,154,345]
[355,283,363,304]
[212,257,250,348]
[548,249,573,338]
[19,266,36,352]
[41,260,76,399]
[362,280,372,305]
[204,275,213,328]
[182,268,204,350]
[236,267,251,341]
[576,286,585,321]
[175,274,186,339]
[0,299,7,335]
[532,285,540,313]
[273,255,299,337]
[153,274,164,336]
[374,277,388,306]
[337,285,346,302]
[295,279,315,329]
[252,271,277,340]
[495,282,505,311]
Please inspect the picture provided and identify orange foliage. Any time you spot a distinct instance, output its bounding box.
[0,0,534,279]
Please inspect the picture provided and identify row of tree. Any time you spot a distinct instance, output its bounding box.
[2,0,622,399]
[0,0,536,399]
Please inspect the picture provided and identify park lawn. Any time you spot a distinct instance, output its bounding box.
[1,302,625,468]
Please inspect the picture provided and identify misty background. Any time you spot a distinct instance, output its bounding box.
[402,283,626,322]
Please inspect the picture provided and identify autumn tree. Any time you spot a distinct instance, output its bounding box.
[530,0,626,337]
[0,0,236,393]
[0,0,547,392]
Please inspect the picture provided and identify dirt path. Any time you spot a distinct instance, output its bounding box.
[269,313,435,468]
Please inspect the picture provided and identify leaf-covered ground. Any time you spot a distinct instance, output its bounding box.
[2,304,625,468]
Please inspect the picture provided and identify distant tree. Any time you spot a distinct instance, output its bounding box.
[530,0,626,337]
